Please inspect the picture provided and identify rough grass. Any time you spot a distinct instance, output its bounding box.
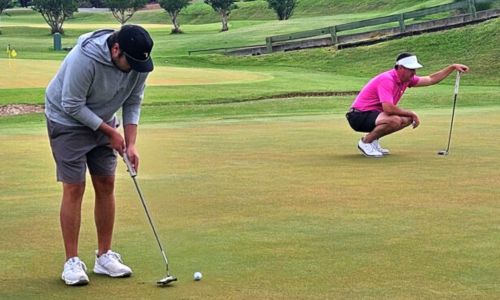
[169,18,500,86]
[1,0,453,27]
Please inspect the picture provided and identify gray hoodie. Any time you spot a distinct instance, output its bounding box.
[45,29,149,130]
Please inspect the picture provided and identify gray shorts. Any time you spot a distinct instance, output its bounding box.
[46,118,117,183]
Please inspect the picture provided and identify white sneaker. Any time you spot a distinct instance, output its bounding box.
[94,250,132,277]
[372,139,390,155]
[61,257,89,286]
[357,139,383,158]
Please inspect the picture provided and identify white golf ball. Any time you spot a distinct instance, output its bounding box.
[193,271,202,281]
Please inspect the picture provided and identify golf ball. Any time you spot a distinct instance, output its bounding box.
[193,271,202,281]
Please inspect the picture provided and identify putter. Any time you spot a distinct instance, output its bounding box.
[123,154,177,286]
[438,71,461,156]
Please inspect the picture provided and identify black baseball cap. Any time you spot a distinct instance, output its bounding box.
[117,25,154,72]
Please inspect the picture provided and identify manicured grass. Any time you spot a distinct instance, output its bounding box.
[1,108,499,299]
[1,83,498,128]
[0,59,272,89]
[1,15,498,109]
[0,2,499,298]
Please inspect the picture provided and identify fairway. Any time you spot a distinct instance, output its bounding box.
[1,108,499,299]
[0,59,271,89]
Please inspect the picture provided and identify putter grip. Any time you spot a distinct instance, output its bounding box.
[123,154,137,177]
[454,71,461,95]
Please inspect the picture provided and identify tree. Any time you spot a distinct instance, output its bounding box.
[267,0,296,21]
[105,0,147,24]
[19,0,32,7]
[159,0,190,34]
[89,0,104,7]
[32,0,78,34]
[204,0,235,32]
[0,0,12,15]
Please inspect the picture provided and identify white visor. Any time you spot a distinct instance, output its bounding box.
[396,55,423,69]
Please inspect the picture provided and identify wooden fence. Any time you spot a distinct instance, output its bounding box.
[265,0,481,53]
[188,0,497,56]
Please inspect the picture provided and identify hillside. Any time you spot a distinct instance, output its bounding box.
[156,17,500,86]
[50,0,455,25]
[180,0,456,24]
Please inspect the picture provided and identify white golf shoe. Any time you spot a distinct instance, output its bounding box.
[372,139,390,155]
[357,138,383,158]
[61,257,89,286]
[94,250,132,277]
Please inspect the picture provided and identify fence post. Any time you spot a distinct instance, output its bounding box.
[468,0,477,19]
[399,14,406,33]
[266,37,273,54]
[329,26,338,45]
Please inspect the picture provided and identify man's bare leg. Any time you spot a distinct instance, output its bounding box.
[92,175,115,256]
[364,113,413,143]
[61,182,86,260]
[91,174,133,278]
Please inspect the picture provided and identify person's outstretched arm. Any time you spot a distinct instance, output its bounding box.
[416,64,469,87]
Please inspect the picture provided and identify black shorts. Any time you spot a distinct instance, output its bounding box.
[345,109,381,133]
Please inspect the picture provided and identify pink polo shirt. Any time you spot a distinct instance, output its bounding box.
[351,69,420,112]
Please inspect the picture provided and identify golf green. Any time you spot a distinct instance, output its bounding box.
[1,109,498,299]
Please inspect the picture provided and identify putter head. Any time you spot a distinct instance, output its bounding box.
[437,150,448,156]
[157,275,177,286]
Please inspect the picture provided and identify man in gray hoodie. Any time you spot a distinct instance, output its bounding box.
[45,25,154,286]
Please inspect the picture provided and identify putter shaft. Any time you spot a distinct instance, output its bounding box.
[123,154,174,280]
[438,71,461,155]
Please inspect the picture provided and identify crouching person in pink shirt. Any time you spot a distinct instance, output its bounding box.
[346,52,469,157]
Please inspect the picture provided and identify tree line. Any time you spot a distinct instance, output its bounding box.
[0,0,298,34]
